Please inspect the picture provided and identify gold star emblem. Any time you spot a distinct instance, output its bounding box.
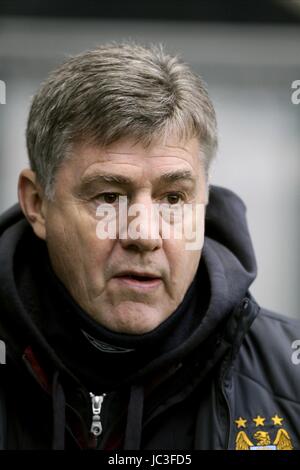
[235,417,247,428]
[253,415,265,427]
[272,414,283,426]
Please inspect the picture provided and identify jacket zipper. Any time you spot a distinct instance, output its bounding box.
[90,392,106,438]
[220,378,232,449]
[220,298,252,450]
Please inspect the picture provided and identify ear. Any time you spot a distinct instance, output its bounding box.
[18,169,47,240]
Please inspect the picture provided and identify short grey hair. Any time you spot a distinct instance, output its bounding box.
[26,42,218,199]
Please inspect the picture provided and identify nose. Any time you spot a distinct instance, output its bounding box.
[118,196,163,252]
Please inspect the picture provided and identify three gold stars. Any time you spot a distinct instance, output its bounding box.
[235,414,284,428]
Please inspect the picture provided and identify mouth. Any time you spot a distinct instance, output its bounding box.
[113,271,162,290]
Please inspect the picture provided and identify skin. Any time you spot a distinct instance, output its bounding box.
[18,136,207,334]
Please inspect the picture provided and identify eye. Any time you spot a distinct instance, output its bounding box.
[165,193,185,205]
[94,192,120,204]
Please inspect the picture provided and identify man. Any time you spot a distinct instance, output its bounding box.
[0,43,299,450]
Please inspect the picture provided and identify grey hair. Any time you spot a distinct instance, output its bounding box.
[26,42,218,200]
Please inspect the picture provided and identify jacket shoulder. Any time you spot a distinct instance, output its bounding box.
[225,305,300,450]
[259,306,300,327]
[234,305,300,403]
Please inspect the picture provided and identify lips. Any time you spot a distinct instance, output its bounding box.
[113,271,162,290]
[119,275,157,282]
[114,271,161,281]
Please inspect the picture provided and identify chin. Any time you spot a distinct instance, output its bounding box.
[103,305,164,335]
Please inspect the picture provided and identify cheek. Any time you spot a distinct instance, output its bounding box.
[71,217,117,293]
[163,239,188,275]
[45,209,94,274]
[164,240,201,284]
[45,214,81,284]
[46,210,116,299]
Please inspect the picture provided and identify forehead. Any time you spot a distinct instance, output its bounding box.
[64,136,202,185]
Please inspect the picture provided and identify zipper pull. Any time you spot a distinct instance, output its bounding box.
[90,392,106,437]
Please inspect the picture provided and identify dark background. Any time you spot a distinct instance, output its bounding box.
[0,0,300,23]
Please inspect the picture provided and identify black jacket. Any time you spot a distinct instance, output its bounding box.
[0,185,299,450]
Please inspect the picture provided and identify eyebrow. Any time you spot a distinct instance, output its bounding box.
[77,169,196,195]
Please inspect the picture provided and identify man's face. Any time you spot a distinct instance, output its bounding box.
[42,136,207,334]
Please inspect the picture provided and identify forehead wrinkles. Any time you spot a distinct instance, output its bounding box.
[81,164,198,192]
[83,151,198,176]
[103,144,197,163]
[66,139,201,189]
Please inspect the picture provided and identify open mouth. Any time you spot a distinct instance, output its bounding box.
[113,273,162,289]
[121,275,156,281]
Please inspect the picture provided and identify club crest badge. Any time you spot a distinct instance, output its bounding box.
[235,414,293,450]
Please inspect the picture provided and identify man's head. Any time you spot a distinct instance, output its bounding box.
[18,43,218,334]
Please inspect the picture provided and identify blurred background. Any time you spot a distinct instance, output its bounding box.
[0,0,299,318]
